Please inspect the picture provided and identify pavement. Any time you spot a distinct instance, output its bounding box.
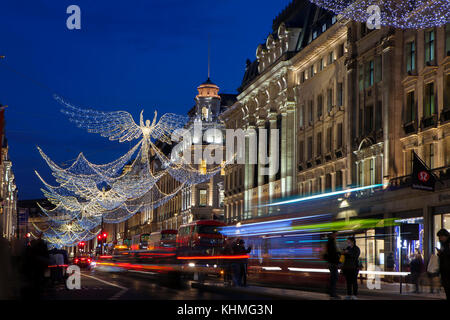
[39,269,447,300]
[192,279,447,300]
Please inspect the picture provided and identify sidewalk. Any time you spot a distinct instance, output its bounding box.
[192,280,446,300]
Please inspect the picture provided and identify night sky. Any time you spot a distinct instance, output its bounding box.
[0,0,292,200]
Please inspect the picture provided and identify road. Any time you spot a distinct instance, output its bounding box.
[42,269,269,300]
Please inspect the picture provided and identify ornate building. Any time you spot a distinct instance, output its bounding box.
[139,78,236,233]
[0,106,17,240]
[222,0,450,272]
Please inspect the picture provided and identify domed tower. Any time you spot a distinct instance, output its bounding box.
[195,77,221,122]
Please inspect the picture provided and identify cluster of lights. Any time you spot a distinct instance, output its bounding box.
[309,0,449,29]
[36,95,225,247]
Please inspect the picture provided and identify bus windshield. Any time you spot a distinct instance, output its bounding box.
[161,233,177,240]
[195,225,222,235]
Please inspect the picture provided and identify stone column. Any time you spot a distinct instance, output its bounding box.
[268,111,277,215]
[281,108,288,197]
[257,118,266,216]
[286,102,296,197]
[244,125,256,220]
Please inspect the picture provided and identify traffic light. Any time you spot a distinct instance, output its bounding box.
[103,232,107,239]
[78,241,85,247]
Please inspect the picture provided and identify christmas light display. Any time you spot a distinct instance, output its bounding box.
[36,95,228,247]
[309,0,449,29]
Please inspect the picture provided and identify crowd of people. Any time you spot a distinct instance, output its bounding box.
[324,228,450,300]
[0,232,68,300]
[223,238,252,287]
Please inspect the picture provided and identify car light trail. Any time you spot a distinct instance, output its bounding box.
[262,267,282,271]
[177,255,250,260]
[287,267,410,276]
[261,183,387,207]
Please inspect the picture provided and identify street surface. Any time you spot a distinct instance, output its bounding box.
[42,270,269,300]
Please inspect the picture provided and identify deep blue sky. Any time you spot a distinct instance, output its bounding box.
[0,0,293,200]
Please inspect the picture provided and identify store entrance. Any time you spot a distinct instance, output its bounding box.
[393,218,424,272]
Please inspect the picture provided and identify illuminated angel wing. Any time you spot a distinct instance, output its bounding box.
[151,113,189,144]
[55,94,143,143]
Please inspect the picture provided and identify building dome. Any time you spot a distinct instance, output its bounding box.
[196,78,221,99]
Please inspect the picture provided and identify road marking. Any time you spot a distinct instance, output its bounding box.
[81,273,128,300]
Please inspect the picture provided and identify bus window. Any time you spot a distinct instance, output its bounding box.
[195,225,222,235]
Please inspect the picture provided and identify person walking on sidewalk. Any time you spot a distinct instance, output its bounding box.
[324,231,341,299]
[342,236,360,300]
[427,249,440,294]
[437,228,450,300]
[410,250,425,293]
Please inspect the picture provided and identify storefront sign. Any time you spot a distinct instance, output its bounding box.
[411,152,436,191]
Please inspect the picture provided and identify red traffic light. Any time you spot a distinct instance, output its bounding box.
[103,233,107,238]
[98,235,102,240]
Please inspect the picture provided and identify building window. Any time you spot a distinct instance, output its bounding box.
[309,100,314,123]
[200,159,207,174]
[328,51,334,65]
[325,174,332,191]
[319,58,324,71]
[337,82,343,106]
[301,71,305,83]
[365,60,374,88]
[424,83,435,117]
[406,91,415,123]
[338,43,344,58]
[446,25,450,55]
[406,149,414,175]
[406,41,416,72]
[299,104,304,128]
[313,31,318,40]
[219,189,224,207]
[369,158,375,185]
[336,171,343,191]
[317,177,322,193]
[365,105,373,134]
[375,101,382,131]
[425,144,435,169]
[299,140,304,163]
[327,88,333,112]
[326,127,332,153]
[310,65,315,78]
[199,189,207,207]
[337,123,343,149]
[332,15,337,24]
[359,65,364,91]
[317,132,322,156]
[307,136,313,160]
[322,23,327,33]
[317,94,323,118]
[375,55,382,83]
[425,30,435,64]
[445,75,450,110]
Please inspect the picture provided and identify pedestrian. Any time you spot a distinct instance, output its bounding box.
[230,239,242,287]
[30,233,49,297]
[385,252,395,283]
[342,236,360,300]
[233,239,251,287]
[409,250,425,293]
[222,238,233,286]
[323,231,340,299]
[437,228,450,300]
[0,232,13,299]
[427,249,440,294]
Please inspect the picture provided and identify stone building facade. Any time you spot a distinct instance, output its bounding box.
[222,0,450,271]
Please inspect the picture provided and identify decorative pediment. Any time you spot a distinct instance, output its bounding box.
[256,22,301,74]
